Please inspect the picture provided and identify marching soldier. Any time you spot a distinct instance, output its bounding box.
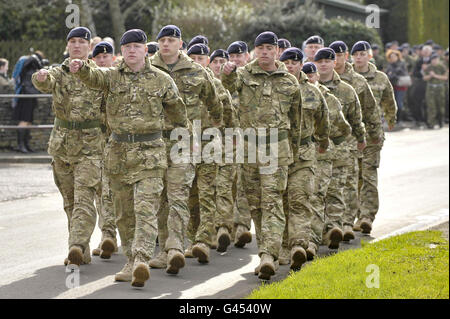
[330,41,383,241]
[150,25,223,267]
[351,41,397,234]
[222,32,301,280]
[278,47,330,266]
[32,27,104,268]
[70,29,188,287]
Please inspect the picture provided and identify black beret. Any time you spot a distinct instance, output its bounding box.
[385,42,393,49]
[401,43,410,48]
[157,25,181,41]
[67,27,91,42]
[278,38,291,49]
[425,39,434,46]
[445,49,449,57]
[210,49,229,62]
[351,41,371,55]
[314,48,336,61]
[146,42,159,54]
[120,29,147,46]
[188,35,209,50]
[305,35,324,46]
[255,31,278,47]
[433,44,443,51]
[302,62,318,74]
[279,47,304,62]
[329,41,348,54]
[187,43,209,56]
[430,53,440,61]
[372,44,379,50]
[92,41,114,57]
[227,41,248,54]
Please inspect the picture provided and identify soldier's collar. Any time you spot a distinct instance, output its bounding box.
[119,58,152,74]
[248,59,288,75]
[151,51,193,72]
[298,71,308,83]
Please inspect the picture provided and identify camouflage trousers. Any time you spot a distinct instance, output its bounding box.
[426,84,446,127]
[187,163,218,248]
[110,176,163,261]
[157,163,195,253]
[282,161,315,251]
[216,164,236,233]
[242,164,288,260]
[358,144,381,222]
[94,164,117,239]
[52,156,101,252]
[309,160,332,247]
[342,151,360,227]
[233,164,252,233]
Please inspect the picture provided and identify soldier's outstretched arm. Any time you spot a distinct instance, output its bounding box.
[163,77,189,129]
[221,63,242,94]
[31,68,59,93]
[71,59,112,92]
[202,71,223,127]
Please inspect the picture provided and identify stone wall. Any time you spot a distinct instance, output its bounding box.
[0,96,53,151]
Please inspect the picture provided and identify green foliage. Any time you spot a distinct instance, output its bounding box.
[153,0,254,50]
[237,0,382,50]
[248,231,449,299]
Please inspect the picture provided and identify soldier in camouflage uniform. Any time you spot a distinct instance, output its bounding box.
[32,27,104,267]
[188,43,240,253]
[70,29,188,287]
[278,48,329,268]
[423,54,449,128]
[302,60,352,257]
[317,50,367,239]
[150,26,223,267]
[330,41,383,241]
[222,32,301,280]
[352,41,397,234]
[226,41,253,249]
[90,41,118,259]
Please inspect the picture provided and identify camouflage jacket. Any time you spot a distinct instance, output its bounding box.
[424,62,448,85]
[31,58,104,162]
[353,62,397,128]
[319,70,366,145]
[222,59,301,166]
[317,83,352,162]
[74,57,188,184]
[298,71,330,151]
[151,51,223,130]
[339,62,383,141]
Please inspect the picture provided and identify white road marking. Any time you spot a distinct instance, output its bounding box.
[54,275,117,299]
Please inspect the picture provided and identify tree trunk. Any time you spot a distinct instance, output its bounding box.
[108,0,126,52]
[81,0,97,37]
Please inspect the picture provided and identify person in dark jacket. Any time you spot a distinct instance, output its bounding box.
[385,49,410,123]
[13,51,45,153]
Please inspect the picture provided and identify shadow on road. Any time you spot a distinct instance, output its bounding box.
[0,232,373,299]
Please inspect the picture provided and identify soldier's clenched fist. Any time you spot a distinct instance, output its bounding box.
[36,69,49,82]
[70,59,84,73]
[222,61,236,75]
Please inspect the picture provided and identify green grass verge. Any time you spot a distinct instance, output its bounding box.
[248,230,449,299]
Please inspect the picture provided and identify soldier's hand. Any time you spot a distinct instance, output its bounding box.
[357,141,366,151]
[36,69,49,82]
[388,124,395,131]
[318,146,326,154]
[69,59,84,73]
[222,62,237,76]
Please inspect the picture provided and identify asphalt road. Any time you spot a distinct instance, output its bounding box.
[0,126,448,299]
